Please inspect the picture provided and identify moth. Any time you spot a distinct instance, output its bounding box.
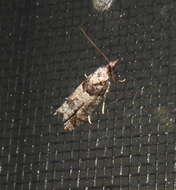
[54,27,125,131]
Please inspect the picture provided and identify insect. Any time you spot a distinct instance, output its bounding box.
[54,27,125,131]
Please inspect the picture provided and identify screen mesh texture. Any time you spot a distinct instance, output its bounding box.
[0,0,176,190]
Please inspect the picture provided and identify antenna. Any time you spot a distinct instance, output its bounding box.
[80,27,110,63]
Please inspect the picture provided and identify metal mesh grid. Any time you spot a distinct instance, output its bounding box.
[0,0,176,190]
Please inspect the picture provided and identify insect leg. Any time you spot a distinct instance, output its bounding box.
[102,81,111,114]
[84,74,88,78]
[88,115,92,124]
[118,78,126,83]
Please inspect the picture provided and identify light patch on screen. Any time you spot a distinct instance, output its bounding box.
[92,0,114,11]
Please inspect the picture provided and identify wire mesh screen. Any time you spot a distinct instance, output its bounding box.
[0,0,176,190]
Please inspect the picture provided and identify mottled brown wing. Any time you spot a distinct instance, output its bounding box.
[55,96,83,122]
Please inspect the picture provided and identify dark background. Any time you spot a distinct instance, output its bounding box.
[0,0,176,189]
